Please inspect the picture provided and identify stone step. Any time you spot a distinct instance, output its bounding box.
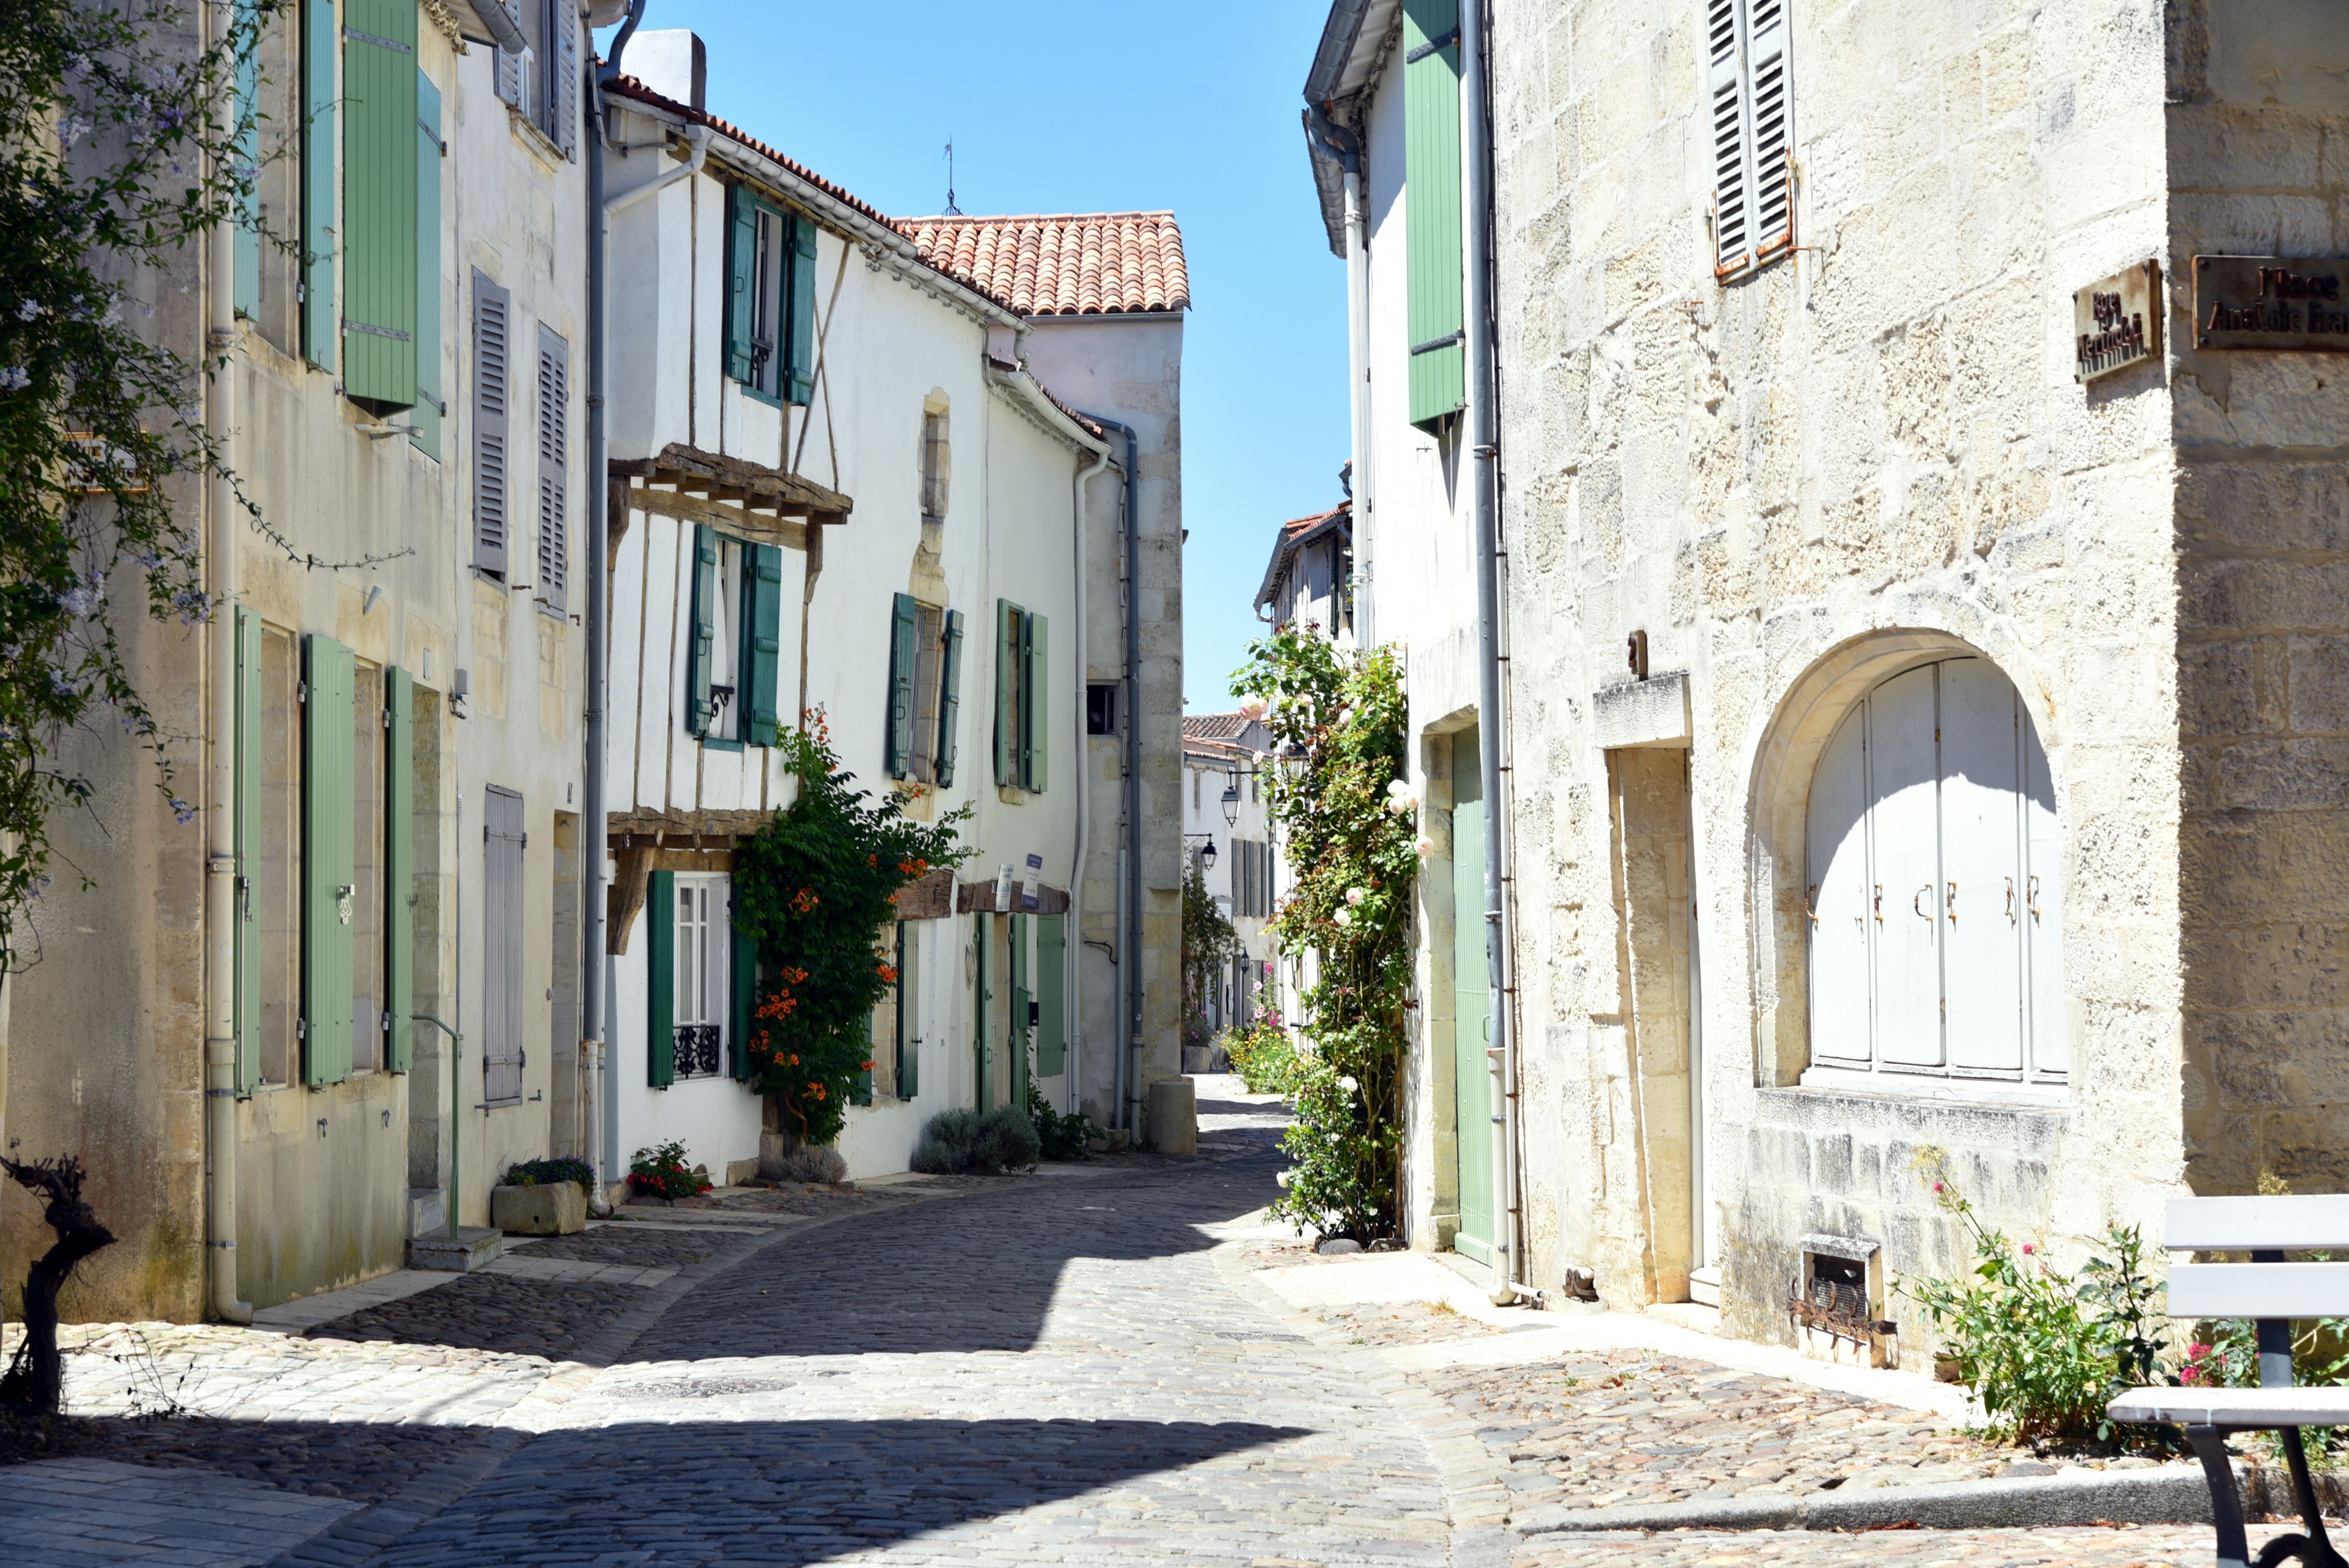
[406,1225,503,1272]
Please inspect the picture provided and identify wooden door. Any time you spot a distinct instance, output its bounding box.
[1937,658,2026,1074]
[1805,705,1874,1065]
[1867,666,1943,1067]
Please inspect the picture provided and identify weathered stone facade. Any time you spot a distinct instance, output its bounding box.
[1480,0,2349,1348]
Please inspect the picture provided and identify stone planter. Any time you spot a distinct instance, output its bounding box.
[491,1181,587,1236]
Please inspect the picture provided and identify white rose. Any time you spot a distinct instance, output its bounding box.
[1345,887,1367,907]
[1333,908,1353,927]
[1338,1075,1359,1093]
[1415,835,1436,858]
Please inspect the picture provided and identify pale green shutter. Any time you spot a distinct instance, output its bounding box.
[648,869,676,1087]
[1037,913,1066,1077]
[233,1,261,317]
[1010,913,1031,1107]
[1403,0,1465,430]
[412,73,443,458]
[687,524,717,735]
[385,665,414,1071]
[972,912,989,1107]
[729,902,755,1081]
[993,601,1017,787]
[724,187,757,384]
[302,0,338,370]
[894,923,918,1097]
[785,214,818,406]
[232,609,262,1095]
[341,0,418,407]
[886,593,918,778]
[936,609,964,788]
[302,634,355,1085]
[746,543,783,745]
[1023,612,1047,794]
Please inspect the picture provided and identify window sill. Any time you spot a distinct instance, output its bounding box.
[507,106,565,171]
[701,736,745,754]
[1795,1064,2068,1108]
[732,376,785,411]
[997,784,1032,806]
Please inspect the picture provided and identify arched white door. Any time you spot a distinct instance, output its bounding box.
[1804,658,2063,1084]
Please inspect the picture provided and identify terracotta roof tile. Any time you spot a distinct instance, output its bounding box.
[894,212,1192,316]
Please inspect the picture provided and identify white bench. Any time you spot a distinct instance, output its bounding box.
[2107,1195,2349,1568]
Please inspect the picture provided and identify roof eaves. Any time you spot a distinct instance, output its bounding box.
[1253,503,1352,612]
[1302,0,1404,256]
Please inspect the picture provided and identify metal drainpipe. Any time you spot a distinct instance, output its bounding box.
[204,0,251,1326]
[1069,438,1112,1118]
[1460,0,1524,1307]
[1307,106,1374,645]
[585,0,648,1192]
[1076,414,1143,1139]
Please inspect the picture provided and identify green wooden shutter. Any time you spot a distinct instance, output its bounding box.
[647,869,676,1087]
[232,609,262,1095]
[1037,913,1066,1077]
[886,593,918,779]
[724,186,757,384]
[412,72,443,458]
[785,213,818,406]
[746,543,783,746]
[993,601,1017,787]
[687,524,717,735]
[936,609,964,788]
[340,0,418,407]
[302,634,355,1085]
[385,664,414,1072]
[894,923,918,1098]
[973,912,989,1108]
[302,0,338,369]
[233,1,261,317]
[1403,0,1465,431]
[1009,913,1031,1108]
[1023,612,1048,794]
[729,900,755,1081]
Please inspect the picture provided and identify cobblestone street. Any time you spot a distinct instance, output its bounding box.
[0,1085,2293,1567]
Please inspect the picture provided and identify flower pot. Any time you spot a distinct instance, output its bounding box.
[492,1181,587,1236]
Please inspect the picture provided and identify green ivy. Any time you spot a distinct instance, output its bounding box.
[732,715,970,1148]
[1230,630,1417,1243]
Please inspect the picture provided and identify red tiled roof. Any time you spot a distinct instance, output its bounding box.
[1185,713,1253,741]
[893,213,1190,317]
[1255,500,1352,611]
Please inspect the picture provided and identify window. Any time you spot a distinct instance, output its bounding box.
[920,407,949,527]
[1706,0,1792,277]
[647,871,752,1087]
[703,537,745,744]
[494,0,579,158]
[889,596,964,785]
[1805,658,2063,1085]
[1403,0,1465,431]
[688,527,784,747]
[725,186,815,406]
[1086,683,1118,736]
[993,600,1048,793]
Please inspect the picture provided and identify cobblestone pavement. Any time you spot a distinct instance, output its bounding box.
[0,1081,2284,1567]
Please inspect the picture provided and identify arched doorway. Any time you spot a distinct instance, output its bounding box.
[1805,656,2064,1084]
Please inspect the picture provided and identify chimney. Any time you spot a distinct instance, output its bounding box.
[628,30,707,113]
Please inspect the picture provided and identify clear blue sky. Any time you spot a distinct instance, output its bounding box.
[599,2,1350,713]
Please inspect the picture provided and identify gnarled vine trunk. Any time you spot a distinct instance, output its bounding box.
[1,1154,116,1419]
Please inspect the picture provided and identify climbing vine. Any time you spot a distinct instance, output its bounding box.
[730,713,970,1146]
[1231,630,1419,1243]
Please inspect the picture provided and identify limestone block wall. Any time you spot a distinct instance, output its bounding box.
[1488,0,2185,1339]
[2167,1,2349,1194]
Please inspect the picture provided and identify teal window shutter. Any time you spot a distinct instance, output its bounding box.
[302,634,356,1085]
[886,593,918,779]
[724,186,757,384]
[936,609,963,788]
[648,869,677,1087]
[302,0,338,370]
[785,213,818,406]
[341,0,418,407]
[1023,612,1047,794]
[973,913,989,1108]
[746,543,784,745]
[233,0,261,317]
[1403,0,1465,431]
[1009,913,1031,1108]
[894,923,918,1098]
[993,601,1017,787]
[412,72,443,458]
[687,524,717,735]
[1037,914,1067,1077]
[232,609,263,1095]
[385,665,414,1072]
[729,901,755,1082]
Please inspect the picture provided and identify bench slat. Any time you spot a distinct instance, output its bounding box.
[2166,1195,2349,1252]
[2110,1384,2349,1427]
[2165,1260,2349,1319]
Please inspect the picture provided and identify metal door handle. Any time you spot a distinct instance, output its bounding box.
[1872,884,1883,924]
[2005,877,2017,923]
[1913,885,1935,921]
[1945,881,1959,923]
[2027,874,2043,921]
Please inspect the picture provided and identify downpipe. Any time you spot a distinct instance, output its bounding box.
[1307,105,1375,644]
[1068,438,1112,1118]
[1460,0,1528,1308]
[1075,413,1145,1140]
[204,0,251,1326]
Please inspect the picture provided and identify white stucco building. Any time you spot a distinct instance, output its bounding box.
[1180,715,1278,1051]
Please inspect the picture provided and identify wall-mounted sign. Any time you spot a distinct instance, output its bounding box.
[2194,256,2349,351]
[2074,260,2162,382]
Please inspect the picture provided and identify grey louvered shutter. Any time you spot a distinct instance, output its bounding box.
[937,609,964,788]
[494,1,522,108]
[552,0,579,160]
[1707,0,1749,273]
[535,324,570,612]
[472,271,511,574]
[483,786,526,1102]
[887,593,918,779]
[1745,0,1791,261]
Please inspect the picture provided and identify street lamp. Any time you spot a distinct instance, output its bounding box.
[1220,767,1242,827]
[1184,831,1218,871]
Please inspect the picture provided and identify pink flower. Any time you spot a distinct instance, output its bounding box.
[2021,1243,2035,1255]
[1933,1182,1944,1193]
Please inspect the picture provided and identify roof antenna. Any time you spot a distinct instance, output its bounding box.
[943,138,962,217]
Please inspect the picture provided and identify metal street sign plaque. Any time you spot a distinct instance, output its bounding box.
[2074,260,2162,382]
[2194,255,2349,351]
